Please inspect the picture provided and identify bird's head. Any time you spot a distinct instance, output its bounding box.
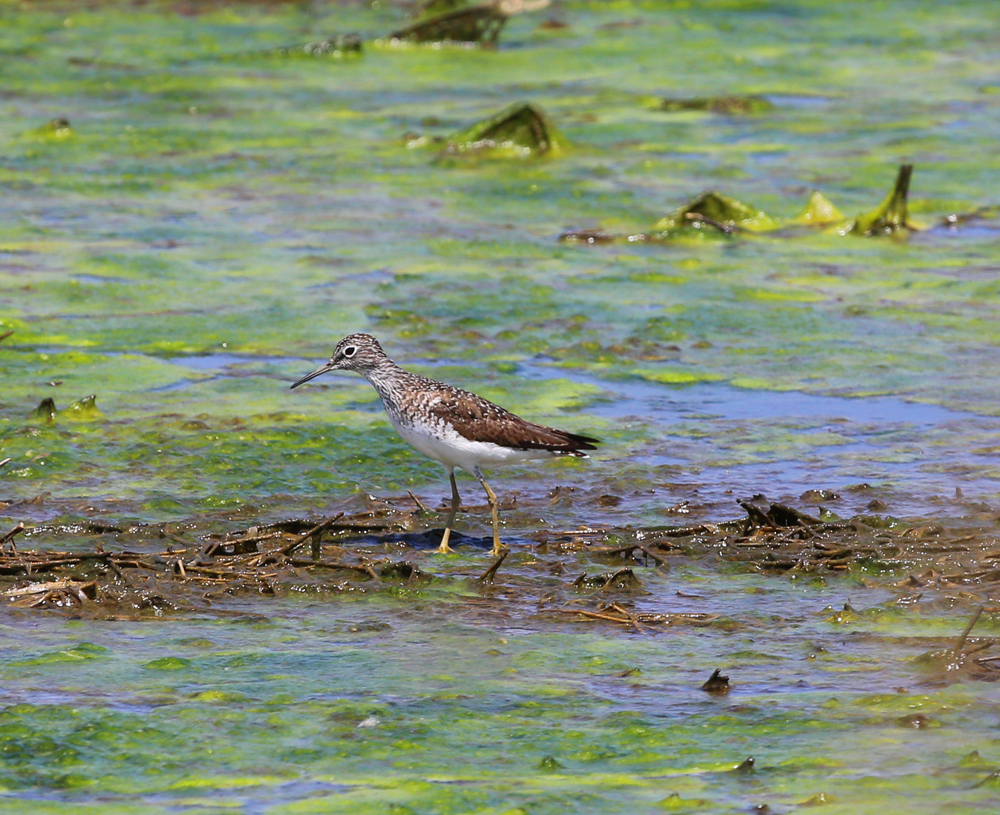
[290,333,389,388]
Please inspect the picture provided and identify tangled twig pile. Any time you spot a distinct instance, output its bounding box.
[0,499,997,662]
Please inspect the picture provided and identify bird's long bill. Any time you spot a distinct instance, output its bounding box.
[289,361,336,390]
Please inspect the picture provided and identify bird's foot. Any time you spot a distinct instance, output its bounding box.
[437,529,454,554]
[490,541,508,557]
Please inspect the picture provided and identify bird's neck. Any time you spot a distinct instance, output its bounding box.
[364,359,407,406]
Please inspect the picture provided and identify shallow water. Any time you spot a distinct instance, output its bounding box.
[1,566,999,814]
[3,0,1000,811]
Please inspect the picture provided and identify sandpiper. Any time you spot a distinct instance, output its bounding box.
[290,333,599,555]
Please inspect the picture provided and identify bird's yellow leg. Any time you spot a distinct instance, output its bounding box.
[438,470,460,554]
[476,471,506,556]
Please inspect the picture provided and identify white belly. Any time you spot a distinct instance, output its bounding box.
[390,416,553,474]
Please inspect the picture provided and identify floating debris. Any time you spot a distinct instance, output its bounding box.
[573,567,643,592]
[799,793,835,806]
[2,578,97,609]
[441,102,567,158]
[389,3,508,46]
[0,523,23,553]
[48,117,72,135]
[842,163,918,236]
[800,489,841,504]
[63,394,101,421]
[217,33,362,61]
[941,205,1000,230]
[30,397,57,423]
[701,668,731,694]
[794,191,844,226]
[557,229,615,245]
[270,34,363,59]
[25,117,74,141]
[552,602,718,632]
[1,499,998,661]
[562,164,929,244]
[478,549,508,583]
[913,606,1000,684]
[660,95,775,115]
[652,190,780,236]
[896,713,937,728]
[0,513,414,618]
[27,395,101,423]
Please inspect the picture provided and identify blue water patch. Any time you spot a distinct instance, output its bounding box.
[165,353,307,371]
[72,274,133,285]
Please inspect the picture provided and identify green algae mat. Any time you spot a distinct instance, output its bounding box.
[3,0,1000,812]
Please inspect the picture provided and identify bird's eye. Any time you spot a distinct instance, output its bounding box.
[342,346,357,358]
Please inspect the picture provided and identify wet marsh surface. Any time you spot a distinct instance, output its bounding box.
[3,0,1000,812]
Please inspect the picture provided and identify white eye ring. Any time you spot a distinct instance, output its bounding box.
[342,346,357,358]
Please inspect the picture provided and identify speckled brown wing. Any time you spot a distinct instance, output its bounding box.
[426,386,599,455]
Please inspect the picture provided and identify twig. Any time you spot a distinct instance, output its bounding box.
[479,550,508,583]
[199,532,284,562]
[198,541,221,560]
[0,523,24,553]
[289,558,380,579]
[607,602,647,633]
[590,543,641,557]
[590,542,668,566]
[974,654,1000,666]
[814,547,853,560]
[279,513,345,556]
[553,607,638,626]
[684,210,736,234]
[551,528,608,536]
[223,531,284,547]
[653,523,725,539]
[637,546,667,566]
[183,564,243,578]
[407,490,428,513]
[164,533,196,548]
[739,501,775,529]
[0,552,115,570]
[550,606,717,626]
[0,330,13,343]
[954,605,985,656]
[941,570,1000,584]
[3,578,78,597]
[922,545,972,554]
[0,458,11,469]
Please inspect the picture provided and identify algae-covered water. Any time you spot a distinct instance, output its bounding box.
[3,0,1000,812]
